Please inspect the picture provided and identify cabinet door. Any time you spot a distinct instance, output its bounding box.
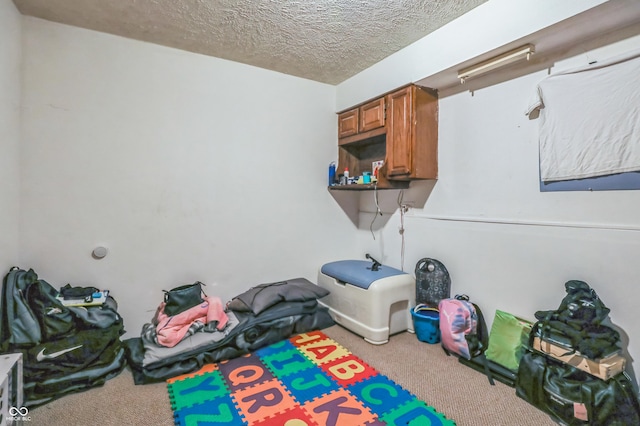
[359,98,385,132]
[386,86,413,178]
[338,108,359,138]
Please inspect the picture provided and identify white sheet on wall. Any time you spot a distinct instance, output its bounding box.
[527,48,640,182]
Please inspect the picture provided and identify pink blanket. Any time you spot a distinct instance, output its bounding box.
[154,296,228,348]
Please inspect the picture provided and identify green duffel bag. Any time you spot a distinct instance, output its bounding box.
[485,309,533,371]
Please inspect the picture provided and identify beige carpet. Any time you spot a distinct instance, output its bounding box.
[29,325,556,425]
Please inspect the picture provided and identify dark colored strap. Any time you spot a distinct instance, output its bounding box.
[480,355,495,386]
[441,345,451,357]
[197,281,207,297]
[473,303,489,354]
[619,373,640,419]
[581,380,592,423]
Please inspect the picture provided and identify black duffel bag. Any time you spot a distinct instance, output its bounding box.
[530,319,621,361]
[516,351,640,425]
[163,281,206,316]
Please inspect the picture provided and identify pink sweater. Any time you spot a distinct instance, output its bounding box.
[154,296,228,348]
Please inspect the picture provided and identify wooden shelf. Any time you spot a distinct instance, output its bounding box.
[328,181,409,191]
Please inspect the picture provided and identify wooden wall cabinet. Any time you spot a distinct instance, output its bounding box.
[333,84,438,190]
[385,85,438,180]
[359,97,385,132]
[338,109,358,138]
[337,98,386,141]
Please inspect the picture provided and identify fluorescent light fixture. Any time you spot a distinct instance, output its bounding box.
[458,44,535,83]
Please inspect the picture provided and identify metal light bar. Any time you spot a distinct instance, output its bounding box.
[458,44,535,83]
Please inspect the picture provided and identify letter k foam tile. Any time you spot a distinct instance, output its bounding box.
[302,387,377,426]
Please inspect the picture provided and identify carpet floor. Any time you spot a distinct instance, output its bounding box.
[29,324,556,425]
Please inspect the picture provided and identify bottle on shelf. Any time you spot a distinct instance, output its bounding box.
[328,162,336,186]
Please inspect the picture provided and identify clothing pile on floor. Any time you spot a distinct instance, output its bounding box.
[1,267,334,406]
[124,277,335,384]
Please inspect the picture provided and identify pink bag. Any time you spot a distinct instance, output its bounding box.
[438,295,485,360]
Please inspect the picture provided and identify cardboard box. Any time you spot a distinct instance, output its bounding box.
[532,336,626,380]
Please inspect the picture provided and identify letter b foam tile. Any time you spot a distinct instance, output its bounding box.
[320,354,377,387]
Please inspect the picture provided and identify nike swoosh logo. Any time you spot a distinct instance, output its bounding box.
[36,344,83,361]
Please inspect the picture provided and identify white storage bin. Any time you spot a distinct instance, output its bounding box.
[0,353,23,425]
[317,260,415,344]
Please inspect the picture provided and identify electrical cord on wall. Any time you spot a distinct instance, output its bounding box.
[369,182,382,240]
[397,190,406,271]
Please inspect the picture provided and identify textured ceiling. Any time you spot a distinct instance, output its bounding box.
[12,0,487,84]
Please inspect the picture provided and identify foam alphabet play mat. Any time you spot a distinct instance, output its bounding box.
[167,330,455,425]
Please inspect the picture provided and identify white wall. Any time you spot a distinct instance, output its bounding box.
[337,1,640,384]
[19,18,356,337]
[0,1,22,271]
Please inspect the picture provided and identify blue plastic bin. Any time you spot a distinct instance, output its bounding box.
[411,305,440,344]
